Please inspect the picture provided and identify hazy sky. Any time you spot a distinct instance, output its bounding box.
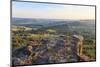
[12,1,95,20]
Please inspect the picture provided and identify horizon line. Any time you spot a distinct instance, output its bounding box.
[12,17,95,21]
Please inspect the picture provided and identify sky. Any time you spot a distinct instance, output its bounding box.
[12,1,95,20]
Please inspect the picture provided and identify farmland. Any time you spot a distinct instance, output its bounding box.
[12,18,96,65]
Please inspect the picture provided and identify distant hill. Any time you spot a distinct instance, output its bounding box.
[12,18,80,26]
[12,18,95,36]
